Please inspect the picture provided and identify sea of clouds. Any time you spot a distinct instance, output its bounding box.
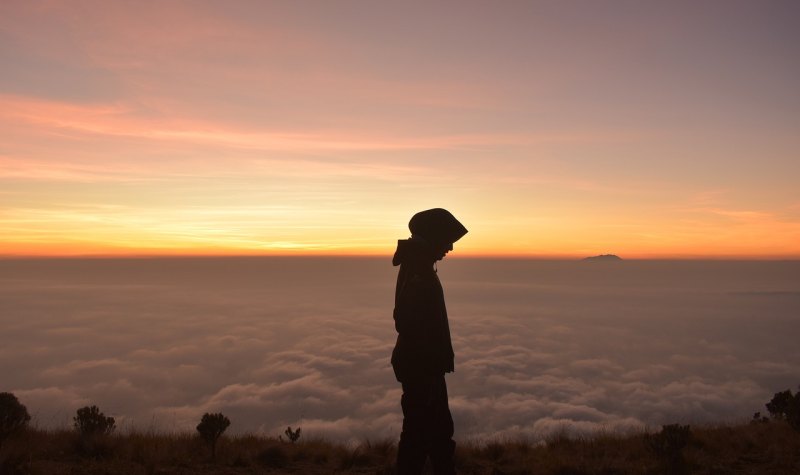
[1,257,798,442]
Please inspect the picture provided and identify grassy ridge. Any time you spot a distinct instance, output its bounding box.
[1,421,799,474]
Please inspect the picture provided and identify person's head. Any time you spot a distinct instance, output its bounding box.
[408,208,467,261]
[431,241,454,261]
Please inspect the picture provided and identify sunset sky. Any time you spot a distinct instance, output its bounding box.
[1,0,798,258]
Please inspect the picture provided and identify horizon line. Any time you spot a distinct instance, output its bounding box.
[1,252,798,261]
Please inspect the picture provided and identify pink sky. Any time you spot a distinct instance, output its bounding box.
[1,0,799,257]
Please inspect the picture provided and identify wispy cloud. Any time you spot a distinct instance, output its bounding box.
[2,94,634,155]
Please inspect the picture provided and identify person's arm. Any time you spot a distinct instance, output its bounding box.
[395,274,440,356]
[395,275,430,336]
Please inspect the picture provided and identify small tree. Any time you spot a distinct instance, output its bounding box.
[751,411,769,423]
[0,392,31,451]
[766,387,800,432]
[766,390,794,419]
[284,426,301,443]
[790,398,800,432]
[196,412,230,461]
[73,405,115,436]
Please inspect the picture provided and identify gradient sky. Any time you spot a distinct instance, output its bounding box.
[2,0,799,257]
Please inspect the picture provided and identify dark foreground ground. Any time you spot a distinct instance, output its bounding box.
[1,421,799,474]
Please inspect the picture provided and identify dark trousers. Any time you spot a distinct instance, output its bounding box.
[397,374,456,475]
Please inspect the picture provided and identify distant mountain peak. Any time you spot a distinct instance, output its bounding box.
[583,254,622,261]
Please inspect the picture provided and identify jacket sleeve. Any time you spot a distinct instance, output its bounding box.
[394,274,436,339]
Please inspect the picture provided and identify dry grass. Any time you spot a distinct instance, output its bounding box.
[1,421,798,474]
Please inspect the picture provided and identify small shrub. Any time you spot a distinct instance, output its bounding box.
[766,390,794,420]
[196,412,230,461]
[0,393,31,451]
[73,405,115,436]
[765,387,800,432]
[284,425,301,443]
[751,412,769,424]
[72,405,116,459]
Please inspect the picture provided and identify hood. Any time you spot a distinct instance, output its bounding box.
[408,208,468,248]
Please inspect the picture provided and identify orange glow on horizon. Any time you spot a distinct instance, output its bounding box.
[2,237,798,260]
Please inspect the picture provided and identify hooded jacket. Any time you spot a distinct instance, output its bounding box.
[408,208,468,249]
[391,236,455,382]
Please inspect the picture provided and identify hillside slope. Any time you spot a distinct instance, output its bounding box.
[2,421,799,474]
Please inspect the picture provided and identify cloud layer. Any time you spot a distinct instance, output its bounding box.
[1,258,798,442]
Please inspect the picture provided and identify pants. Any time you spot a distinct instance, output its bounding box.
[397,374,456,475]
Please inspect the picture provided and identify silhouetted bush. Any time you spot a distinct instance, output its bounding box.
[73,405,116,436]
[72,405,116,459]
[766,387,800,432]
[751,411,769,423]
[0,392,30,451]
[196,412,230,461]
[767,390,794,419]
[284,425,301,443]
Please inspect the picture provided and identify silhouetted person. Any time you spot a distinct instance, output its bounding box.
[392,208,467,475]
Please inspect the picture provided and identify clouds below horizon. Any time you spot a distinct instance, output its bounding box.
[1,258,798,442]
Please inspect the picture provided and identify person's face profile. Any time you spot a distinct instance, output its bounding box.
[434,242,454,261]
